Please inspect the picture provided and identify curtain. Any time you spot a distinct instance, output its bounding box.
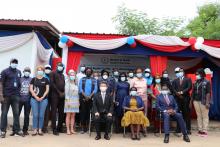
[150,56,168,76]
[209,68,220,120]
[66,51,84,72]
[52,57,62,70]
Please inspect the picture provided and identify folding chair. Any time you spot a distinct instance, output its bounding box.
[88,110,113,137]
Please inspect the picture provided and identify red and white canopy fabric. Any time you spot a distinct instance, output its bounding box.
[61,34,220,59]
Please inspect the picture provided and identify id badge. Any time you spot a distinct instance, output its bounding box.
[14,82,17,88]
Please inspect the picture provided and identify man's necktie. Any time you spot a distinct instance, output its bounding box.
[164,94,170,105]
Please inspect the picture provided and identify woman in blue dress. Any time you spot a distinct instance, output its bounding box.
[115,72,130,133]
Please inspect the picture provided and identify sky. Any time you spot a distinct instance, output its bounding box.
[0,0,218,33]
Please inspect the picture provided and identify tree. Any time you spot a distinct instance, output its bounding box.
[182,3,220,39]
[112,5,184,36]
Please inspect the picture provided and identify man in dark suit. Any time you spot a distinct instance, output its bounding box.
[93,81,114,140]
[156,84,190,143]
[172,68,192,134]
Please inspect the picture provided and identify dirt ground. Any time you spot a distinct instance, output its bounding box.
[0,131,220,147]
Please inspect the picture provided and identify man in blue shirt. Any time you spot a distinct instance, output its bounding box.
[79,67,97,133]
[0,59,24,138]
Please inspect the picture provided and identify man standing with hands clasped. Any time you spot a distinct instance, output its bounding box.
[79,67,98,134]
[172,67,192,135]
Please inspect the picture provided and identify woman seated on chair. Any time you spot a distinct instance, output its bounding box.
[121,87,150,140]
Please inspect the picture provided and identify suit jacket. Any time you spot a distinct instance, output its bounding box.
[93,92,114,114]
[156,94,178,112]
[172,77,192,98]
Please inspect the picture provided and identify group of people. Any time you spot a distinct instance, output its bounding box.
[0,58,211,143]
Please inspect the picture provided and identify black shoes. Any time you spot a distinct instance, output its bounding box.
[183,135,190,142]
[95,134,110,140]
[10,131,24,137]
[95,135,101,140]
[104,134,110,140]
[164,134,169,143]
[53,130,59,136]
[23,131,29,136]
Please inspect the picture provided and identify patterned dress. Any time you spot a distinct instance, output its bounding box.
[121,98,149,127]
[64,80,79,113]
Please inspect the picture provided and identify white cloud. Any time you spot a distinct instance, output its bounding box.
[0,0,217,33]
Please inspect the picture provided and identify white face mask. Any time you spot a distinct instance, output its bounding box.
[161,90,169,95]
[163,74,168,78]
[128,73,134,78]
[94,76,99,80]
[37,70,44,76]
[121,77,126,81]
[100,87,107,92]
[114,71,119,76]
[103,75,108,80]
[80,67,85,72]
[45,69,51,74]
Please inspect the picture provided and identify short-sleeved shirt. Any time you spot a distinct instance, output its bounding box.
[30,77,49,99]
[130,77,148,101]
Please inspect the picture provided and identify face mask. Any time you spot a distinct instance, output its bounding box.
[155,79,161,84]
[103,75,108,80]
[57,66,64,72]
[94,76,99,80]
[161,90,169,95]
[24,72,30,77]
[121,77,126,81]
[136,73,143,78]
[196,75,201,80]
[100,87,107,92]
[130,91,137,96]
[145,73,150,77]
[37,71,44,76]
[45,69,51,74]
[114,71,119,76]
[10,63,18,69]
[179,72,184,78]
[176,72,180,78]
[163,74,168,78]
[128,73,134,78]
[69,76,75,81]
[80,67,85,72]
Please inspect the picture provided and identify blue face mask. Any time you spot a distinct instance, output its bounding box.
[176,72,180,78]
[179,72,184,78]
[136,73,143,78]
[196,75,201,80]
[37,71,44,76]
[10,63,18,69]
[57,66,64,71]
[155,79,161,84]
[130,91,137,96]
[24,72,30,77]
[69,76,75,81]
